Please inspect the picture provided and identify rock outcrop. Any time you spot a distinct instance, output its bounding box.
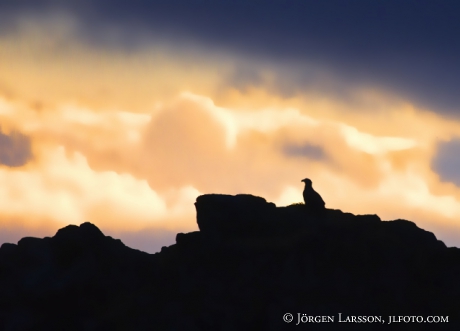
[195,194,276,237]
[0,194,459,330]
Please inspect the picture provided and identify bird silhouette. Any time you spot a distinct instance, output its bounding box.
[301,178,325,211]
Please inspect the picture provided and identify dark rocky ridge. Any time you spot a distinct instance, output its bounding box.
[1,194,459,330]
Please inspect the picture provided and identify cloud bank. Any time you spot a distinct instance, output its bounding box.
[1,0,460,116]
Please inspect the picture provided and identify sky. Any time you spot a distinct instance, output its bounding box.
[0,0,459,252]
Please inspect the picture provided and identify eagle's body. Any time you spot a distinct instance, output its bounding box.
[301,178,325,210]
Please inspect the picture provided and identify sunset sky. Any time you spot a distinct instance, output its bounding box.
[0,1,459,253]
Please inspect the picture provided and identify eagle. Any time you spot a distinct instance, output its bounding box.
[301,178,325,210]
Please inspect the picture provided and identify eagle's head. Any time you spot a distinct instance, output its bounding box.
[301,178,312,186]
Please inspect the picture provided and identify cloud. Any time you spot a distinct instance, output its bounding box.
[1,1,460,116]
[0,88,460,250]
[282,143,326,160]
[338,124,417,155]
[0,129,32,167]
[432,137,460,187]
[143,96,229,189]
[0,95,152,149]
[181,92,319,149]
[0,145,203,233]
[0,23,227,113]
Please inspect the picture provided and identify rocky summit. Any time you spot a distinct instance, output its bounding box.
[0,194,459,330]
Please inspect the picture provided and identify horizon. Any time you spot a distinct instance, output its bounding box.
[0,1,459,253]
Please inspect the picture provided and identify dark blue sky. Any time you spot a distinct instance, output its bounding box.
[1,0,460,117]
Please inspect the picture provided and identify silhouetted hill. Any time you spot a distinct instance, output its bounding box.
[1,194,459,330]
